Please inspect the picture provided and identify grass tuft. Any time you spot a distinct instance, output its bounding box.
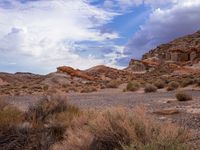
[144,84,157,93]
[126,81,140,92]
[176,91,192,101]
[167,81,179,91]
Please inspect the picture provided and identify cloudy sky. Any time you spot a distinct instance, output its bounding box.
[0,0,200,74]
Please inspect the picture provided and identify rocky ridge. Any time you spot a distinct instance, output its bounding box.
[126,30,200,73]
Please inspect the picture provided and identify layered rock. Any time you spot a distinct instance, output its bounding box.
[142,30,200,63]
[127,30,200,73]
[125,57,160,72]
[57,66,94,81]
[85,65,131,81]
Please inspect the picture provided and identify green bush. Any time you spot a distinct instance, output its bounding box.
[167,81,179,91]
[176,91,192,101]
[126,81,140,91]
[154,80,165,89]
[144,84,157,93]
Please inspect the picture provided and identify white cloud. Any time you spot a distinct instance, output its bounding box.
[0,0,120,73]
[103,0,175,10]
[105,0,200,10]
[124,0,200,59]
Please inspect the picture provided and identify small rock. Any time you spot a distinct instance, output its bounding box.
[153,108,180,115]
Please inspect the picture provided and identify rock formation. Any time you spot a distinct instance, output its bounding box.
[57,66,94,81]
[127,30,200,72]
[142,30,200,63]
[85,65,131,81]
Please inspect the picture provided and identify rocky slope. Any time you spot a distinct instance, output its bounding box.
[127,30,200,73]
[143,30,200,62]
[84,65,132,81]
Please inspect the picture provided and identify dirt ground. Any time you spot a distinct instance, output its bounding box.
[1,88,200,149]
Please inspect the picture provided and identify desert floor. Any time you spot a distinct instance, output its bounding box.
[1,87,200,149]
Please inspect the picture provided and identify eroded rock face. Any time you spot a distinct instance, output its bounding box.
[128,30,200,73]
[125,58,160,72]
[125,59,146,72]
[142,30,200,63]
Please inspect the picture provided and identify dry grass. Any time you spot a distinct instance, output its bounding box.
[144,84,157,93]
[106,80,121,88]
[0,94,78,150]
[167,81,179,91]
[181,78,194,87]
[0,96,190,150]
[126,81,140,92]
[196,78,200,87]
[176,91,192,101]
[53,107,190,150]
[154,79,165,89]
[0,100,23,128]
[80,86,97,93]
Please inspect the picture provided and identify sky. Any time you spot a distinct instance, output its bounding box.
[0,0,200,74]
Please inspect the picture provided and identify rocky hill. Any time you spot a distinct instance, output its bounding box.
[85,65,132,81]
[127,30,200,73]
[142,30,200,62]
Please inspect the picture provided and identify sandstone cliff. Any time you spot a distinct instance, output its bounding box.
[127,30,200,73]
[142,30,200,62]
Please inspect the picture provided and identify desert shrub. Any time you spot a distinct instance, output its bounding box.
[154,80,165,89]
[0,100,23,128]
[53,107,189,150]
[50,105,80,127]
[126,81,140,91]
[144,84,157,93]
[0,95,78,150]
[89,108,188,150]
[43,85,49,91]
[22,85,28,89]
[181,78,194,87]
[196,79,200,86]
[167,81,179,91]
[80,87,97,93]
[25,95,69,124]
[176,91,192,101]
[122,142,188,150]
[0,123,66,150]
[106,80,121,88]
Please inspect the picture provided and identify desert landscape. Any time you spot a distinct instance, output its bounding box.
[1,0,200,150]
[0,30,200,149]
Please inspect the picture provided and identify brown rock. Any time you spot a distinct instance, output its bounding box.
[153,108,180,115]
[57,66,94,81]
[141,30,200,63]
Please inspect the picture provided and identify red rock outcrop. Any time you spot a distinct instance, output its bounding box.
[57,66,94,81]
